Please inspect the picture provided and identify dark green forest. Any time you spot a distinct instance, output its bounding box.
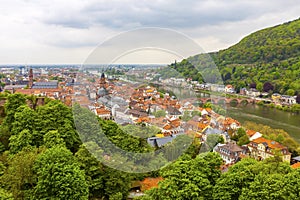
[171,18,300,95]
[0,93,152,199]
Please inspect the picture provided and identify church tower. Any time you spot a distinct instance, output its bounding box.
[99,72,107,88]
[28,68,33,88]
[96,72,109,99]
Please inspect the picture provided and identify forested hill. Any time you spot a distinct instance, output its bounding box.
[214,18,300,64]
[172,18,300,95]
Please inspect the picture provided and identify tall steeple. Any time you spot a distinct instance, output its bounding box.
[96,72,109,99]
[28,68,33,88]
[99,72,107,88]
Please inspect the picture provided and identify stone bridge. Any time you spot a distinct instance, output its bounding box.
[198,97,255,105]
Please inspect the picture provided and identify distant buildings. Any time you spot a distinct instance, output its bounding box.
[225,85,235,93]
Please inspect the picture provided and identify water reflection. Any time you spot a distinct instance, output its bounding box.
[227,104,300,142]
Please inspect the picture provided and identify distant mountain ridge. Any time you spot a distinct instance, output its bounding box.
[172,18,300,95]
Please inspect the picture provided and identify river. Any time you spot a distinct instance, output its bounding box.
[156,86,300,142]
[226,104,300,142]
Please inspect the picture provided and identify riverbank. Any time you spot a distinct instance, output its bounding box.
[256,101,300,114]
[226,104,300,143]
[195,89,300,114]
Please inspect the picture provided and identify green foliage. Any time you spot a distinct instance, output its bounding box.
[75,146,105,199]
[152,110,166,118]
[43,130,66,148]
[0,125,12,151]
[0,95,162,199]
[0,147,42,199]
[122,124,160,138]
[181,111,192,122]
[172,18,300,94]
[160,134,193,162]
[35,100,81,151]
[75,145,138,200]
[203,102,212,108]
[213,158,292,200]
[287,88,295,96]
[33,146,89,199]
[4,99,81,152]
[3,93,26,131]
[205,134,224,151]
[9,129,33,154]
[231,128,250,145]
[142,153,222,200]
[0,188,13,200]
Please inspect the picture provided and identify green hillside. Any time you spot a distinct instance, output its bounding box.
[172,18,300,95]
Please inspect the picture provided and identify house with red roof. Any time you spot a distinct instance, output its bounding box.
[247,137,291,162]
[246,130,263,141]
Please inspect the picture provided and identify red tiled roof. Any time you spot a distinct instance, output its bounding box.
[137,116,150,123]
[251,137,286,150]
[246,130,257,137]
[140,177,163,191]
[291,162,300,169]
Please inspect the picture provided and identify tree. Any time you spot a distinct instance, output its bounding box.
[213,157,292,200]
[43,130,65,148]
[263,82,274,92]
[1,147,42,199]
[11,105,37,136]
[231,128,247,142]
[152,110,166,118]
[296,94,300,104]
[0,125,11,151]
[239,173,286,200]
[75,145,105,199]
[0,188,13,200]
[213,158,258,199]
[36,100,81,152]
[282,169,300,199]
[102,168,133,200]
[9,129,33,154]
[238,135,250,146]
[232,66,236,74]
[142,153,222,200]
[181,111,192,122]
[286,89,295,96]
[33,146,89,199]
[122,124,160,138]
[249,83,256,89]
[224,72,231,81]
[256,82,263,92]
[3,93,26,131]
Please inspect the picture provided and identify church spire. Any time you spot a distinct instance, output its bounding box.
[29,68,33,88]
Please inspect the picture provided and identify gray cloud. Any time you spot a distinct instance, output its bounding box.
[37,0,299,30]
[0,0,299,63]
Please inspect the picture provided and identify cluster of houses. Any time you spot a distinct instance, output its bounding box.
[214,133,291,165]
[1,67,297,169]
[271,93,297,105]
[85,74,294,167]
[1,67,78,106]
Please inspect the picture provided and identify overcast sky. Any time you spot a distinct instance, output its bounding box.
[0,0,299,64]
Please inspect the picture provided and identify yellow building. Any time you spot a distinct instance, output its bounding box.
[247,137,291,162]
